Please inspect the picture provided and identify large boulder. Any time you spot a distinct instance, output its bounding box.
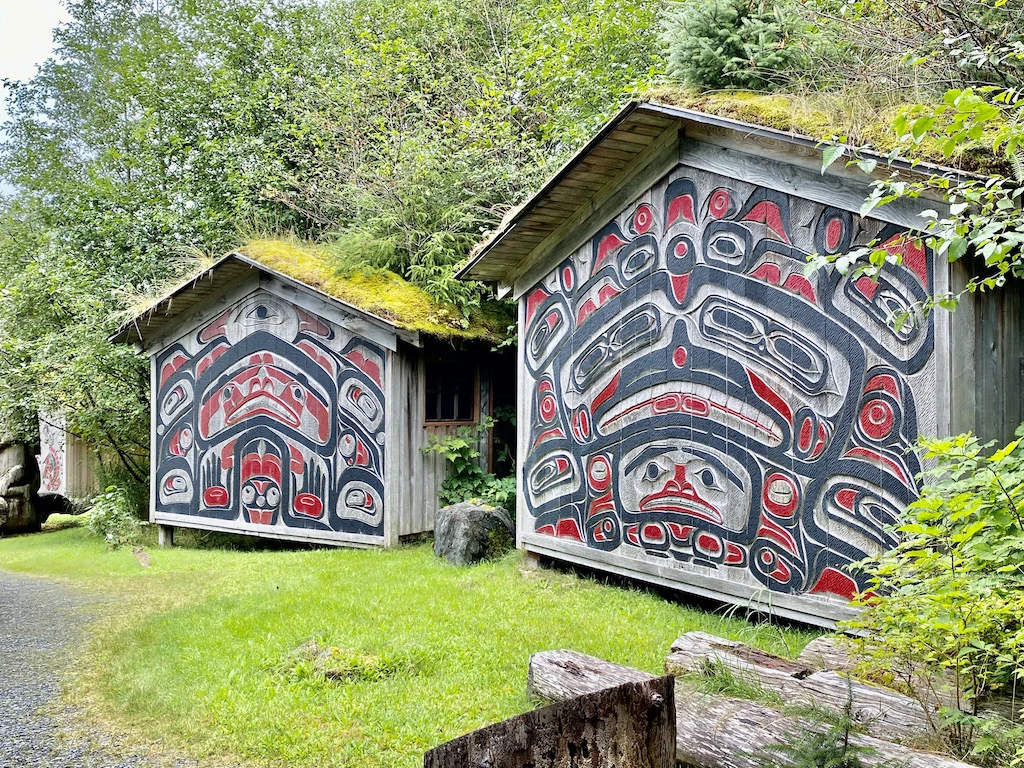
[434,501,514,566]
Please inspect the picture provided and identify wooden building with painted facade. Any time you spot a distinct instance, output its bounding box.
[460,101,1024,626]
[113,243,513,548]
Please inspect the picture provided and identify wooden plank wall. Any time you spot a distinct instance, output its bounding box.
[949,260,1024,444]
[65,432,98,498]
[393,345,458,538]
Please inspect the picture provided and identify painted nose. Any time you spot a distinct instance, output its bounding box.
[662,464,693,494]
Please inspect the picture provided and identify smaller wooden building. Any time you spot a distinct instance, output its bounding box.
[37,412,99,499]
[112,241,513,547]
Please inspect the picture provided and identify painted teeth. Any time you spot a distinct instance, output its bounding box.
[598,382,783,446]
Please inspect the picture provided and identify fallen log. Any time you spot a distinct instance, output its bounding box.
[528,650,974,768]
[665,632,938,742]
[798,637,1020,723]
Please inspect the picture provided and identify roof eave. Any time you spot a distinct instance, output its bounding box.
[458,100,972,285]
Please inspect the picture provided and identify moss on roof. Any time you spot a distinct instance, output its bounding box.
[646,87,1006,175]
[238,239,512,343]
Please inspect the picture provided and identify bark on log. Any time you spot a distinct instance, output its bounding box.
[797,637,1020,723]
[427,674,675,768]
[528,650,974,768]
[665,632,938,742]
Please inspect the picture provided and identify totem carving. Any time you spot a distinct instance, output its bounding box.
[522,168,936,601]
[154,290,387,538]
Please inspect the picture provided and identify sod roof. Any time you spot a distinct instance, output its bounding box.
[112,239,513,347]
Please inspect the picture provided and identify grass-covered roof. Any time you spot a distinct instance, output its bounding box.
[646,87,1005,175]
[238,240,512,343]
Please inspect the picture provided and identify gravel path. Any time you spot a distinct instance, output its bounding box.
[0,570,198,768]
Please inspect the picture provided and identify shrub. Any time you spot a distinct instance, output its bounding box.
[86,486,147,549]
[845,429,1024,763]
[423,418,516,511]
[661,0,806,90]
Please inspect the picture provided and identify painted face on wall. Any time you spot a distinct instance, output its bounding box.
[523,168,933,601]
[153,290,388,538]
[619,441,751,533]
[239,440,283,525]
[199,353,331,444]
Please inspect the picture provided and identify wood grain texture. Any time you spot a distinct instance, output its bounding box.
[665,632,938,741]
[425,674,675,768]
[528,650,975,768]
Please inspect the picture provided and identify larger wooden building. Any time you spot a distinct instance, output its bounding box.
[460,101,1024,626]
[113,242,514,548]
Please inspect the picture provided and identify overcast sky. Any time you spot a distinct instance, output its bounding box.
[1,1,70,126]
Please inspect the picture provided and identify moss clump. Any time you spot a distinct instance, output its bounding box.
[238,239,512,343]
[646,87,1007,175]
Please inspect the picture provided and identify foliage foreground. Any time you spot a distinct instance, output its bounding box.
[0,527,816,768]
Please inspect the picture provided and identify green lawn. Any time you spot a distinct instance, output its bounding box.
[0,524,818,767]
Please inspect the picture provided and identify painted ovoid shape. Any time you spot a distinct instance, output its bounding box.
[154,291,387,537]
[522,168,937,601]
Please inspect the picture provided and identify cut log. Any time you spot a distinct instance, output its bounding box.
[665,632,938,742]
[427,674,675,768]
[528,650,974,768]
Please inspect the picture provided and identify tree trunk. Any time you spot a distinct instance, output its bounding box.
[528,650,974,768]
[426,674,675,768]
[665,632,939,741]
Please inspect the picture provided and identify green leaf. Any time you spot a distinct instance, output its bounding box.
[821,145,845,174]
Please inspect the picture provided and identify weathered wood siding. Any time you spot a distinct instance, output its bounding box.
[516,158,940,626]
[151,284,394,546]
[949,259,1024,444]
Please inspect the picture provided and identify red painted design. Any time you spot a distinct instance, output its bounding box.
[825,218,844,251]
[670,274,690,303]
[588,455,612,492]
[708,189,731,219]
[725,543,745,565]
[751,263,782,285]
[880,234,928,285]
[743,201,790,243]
[196,344,229,379]
[757,515,798,555]
[294,493,324,518]
[343,349,381,386]
[594,233,627,273]
[746,369,792,424]
[865,374,899,398]
[203,486,229,507]
[639,463,723,525]
[526,288,549,326]
[835,488,858,511]
[859,398,895,440]
[783,274,817,304]
[633,204,655,234]
[667,194,696,226]
[672,346,688,368]
[696,532,722,555]
[854,276,879,300]
[198,310,230,343]
[762,473,799,518]
[591,372,621,413]
[160,352,190,387]
[554,518,584,541]
[809,567,859,600]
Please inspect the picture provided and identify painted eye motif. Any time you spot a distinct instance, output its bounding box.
[222,386,234,401]
[699,468,716,487]
[266,487,281,506]
[244,304,281,323]
[241,485,256,504]
[290,384,305,402]
[645,462,662,482]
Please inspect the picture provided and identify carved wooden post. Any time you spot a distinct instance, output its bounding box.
[424,675,675,768]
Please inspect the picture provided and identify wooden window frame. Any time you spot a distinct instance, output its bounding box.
[422,362,481,427]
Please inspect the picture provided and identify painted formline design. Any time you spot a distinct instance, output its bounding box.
[522,167,937,602]
[154,290,387,538]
